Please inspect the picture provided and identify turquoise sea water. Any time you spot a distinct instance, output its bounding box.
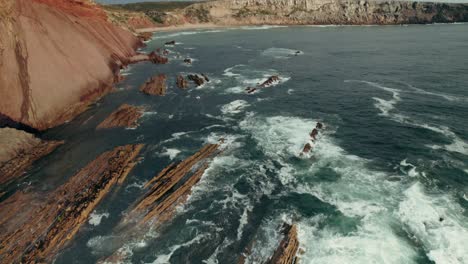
[8,24,468,263]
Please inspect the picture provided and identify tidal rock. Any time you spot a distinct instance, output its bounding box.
[101,144,220,263]
[128,51,168,64]
[316,122,323,129]
[140,74,167,96]
[0,144,144,263]
[188,74,209,86]
[310,128,318,140]
[97,104,144,129]
[165,40,176,45]
[176,75,189,89]
[184,58,192,64]
[301,142,312,155]
[0,128,63,185]
[268,224,300,264]
[260,75,280,87]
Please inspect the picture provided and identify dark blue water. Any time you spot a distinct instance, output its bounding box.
[16,24,468,263]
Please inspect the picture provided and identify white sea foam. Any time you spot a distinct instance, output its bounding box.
[151,233,211,264]
[159,148,181,160]
[220,100,250,115]
[398,183,468,264]
[88,211,109,226]
[237,204,253,240]
[404,83,468,102]
[400,159,421,177]
[262,47,303,59]
[239,25,287,30]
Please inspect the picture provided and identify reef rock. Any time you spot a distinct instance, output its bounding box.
[0,0,143,130]
[140,74,167,96]
[97,104,144,129]
[0,128,63,185]
[176,74,189,89]
[188,74,209,86]
[0,144,144,263]
[260,75,280,87]
[165,40,176,45]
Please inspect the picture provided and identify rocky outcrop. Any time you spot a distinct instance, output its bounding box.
[104,7,156,32]
[260,75,280,87]
[0,128,63,185]
[176,0,468,26]
[268,224,300,264]
[101,144,220,263]
[97,104,144,129]
[176,74,189,89]
[0,144,144,263]
[140,74,167,96]
[188,73,209,86]
[0,0,143,131]
[127,51,168,64]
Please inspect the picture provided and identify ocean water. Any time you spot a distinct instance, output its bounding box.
[11,24,468,263]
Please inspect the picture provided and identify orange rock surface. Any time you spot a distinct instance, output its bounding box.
[0,0,142,130]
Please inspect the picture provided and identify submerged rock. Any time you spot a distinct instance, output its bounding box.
[184,58,192,64]
[140,74,167,96]
[260,75,280,87]
[0,144,144,263]
[97,104,144,129]
[0,128,63,185]
[176,74,189,89]
[165,40,176,45]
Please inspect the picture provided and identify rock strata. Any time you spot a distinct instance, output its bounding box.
[0,128,63,185]
[97,104,144,129]
[140,74,167,96]
[268,224,300,264]
[176,74,189,89]
[127,51,168,64]
[0,144,144,263]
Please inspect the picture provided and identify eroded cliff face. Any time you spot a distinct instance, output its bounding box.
[0,0,142,130]
[181,0,468,25]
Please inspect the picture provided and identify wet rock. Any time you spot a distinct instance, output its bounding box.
[176,75,189,89]
[301,142,312,155]
[183,58,192,64]
[97,104,144,129]
[260,75,280,87]
[201,73,210,82]
[165,40,176,45]
[0,128,63,185]
[246,87,258,94]
[127,51,168,64]
[268,224,300,264]
[140,74,167,96]
[310,128,318,140]
[316,122,323,129]
[101,144,220,263]
[0,144,144,263]
[188,74,209,86]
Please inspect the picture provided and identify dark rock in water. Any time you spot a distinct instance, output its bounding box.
[183,58,192,64]
[0,144,143,263]
[148,51,169,64]
[246,87,257,94]
[260,75,280,87]
[140,74,167,96]
[176,74,189,89]
[188,74,208,86]
[310,129,318,140]
[165,40,176,45]
[201,73,210,82]
[97,104,144,129]
[316,122,323,129]
[302,142,312,154]
[163,49,170,56]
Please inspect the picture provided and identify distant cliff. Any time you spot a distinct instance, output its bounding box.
[170,0,468,26]
[0,0,142,130]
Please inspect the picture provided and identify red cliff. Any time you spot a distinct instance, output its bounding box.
[0,0,143,130]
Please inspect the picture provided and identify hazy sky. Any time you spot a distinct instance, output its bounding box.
[96,0,467,4]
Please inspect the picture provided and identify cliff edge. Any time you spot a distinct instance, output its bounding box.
[0,0,142,130]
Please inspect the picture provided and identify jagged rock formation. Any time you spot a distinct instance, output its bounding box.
[176,74,189,89]
[0,144,144,263]
[101,144,220,263]
[268,224,300,264]
[97,104,144,129]
[0,0,143,131]
[140,74,167,96]
[176,0,468,26]
[0,128,63,185]
[188,73,209,86]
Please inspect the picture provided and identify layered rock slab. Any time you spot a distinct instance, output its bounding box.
[0,128,63,185]
[268,224,300,264]
[97,104,144,129]
[140,74,167,96]
[0,144,144,263]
